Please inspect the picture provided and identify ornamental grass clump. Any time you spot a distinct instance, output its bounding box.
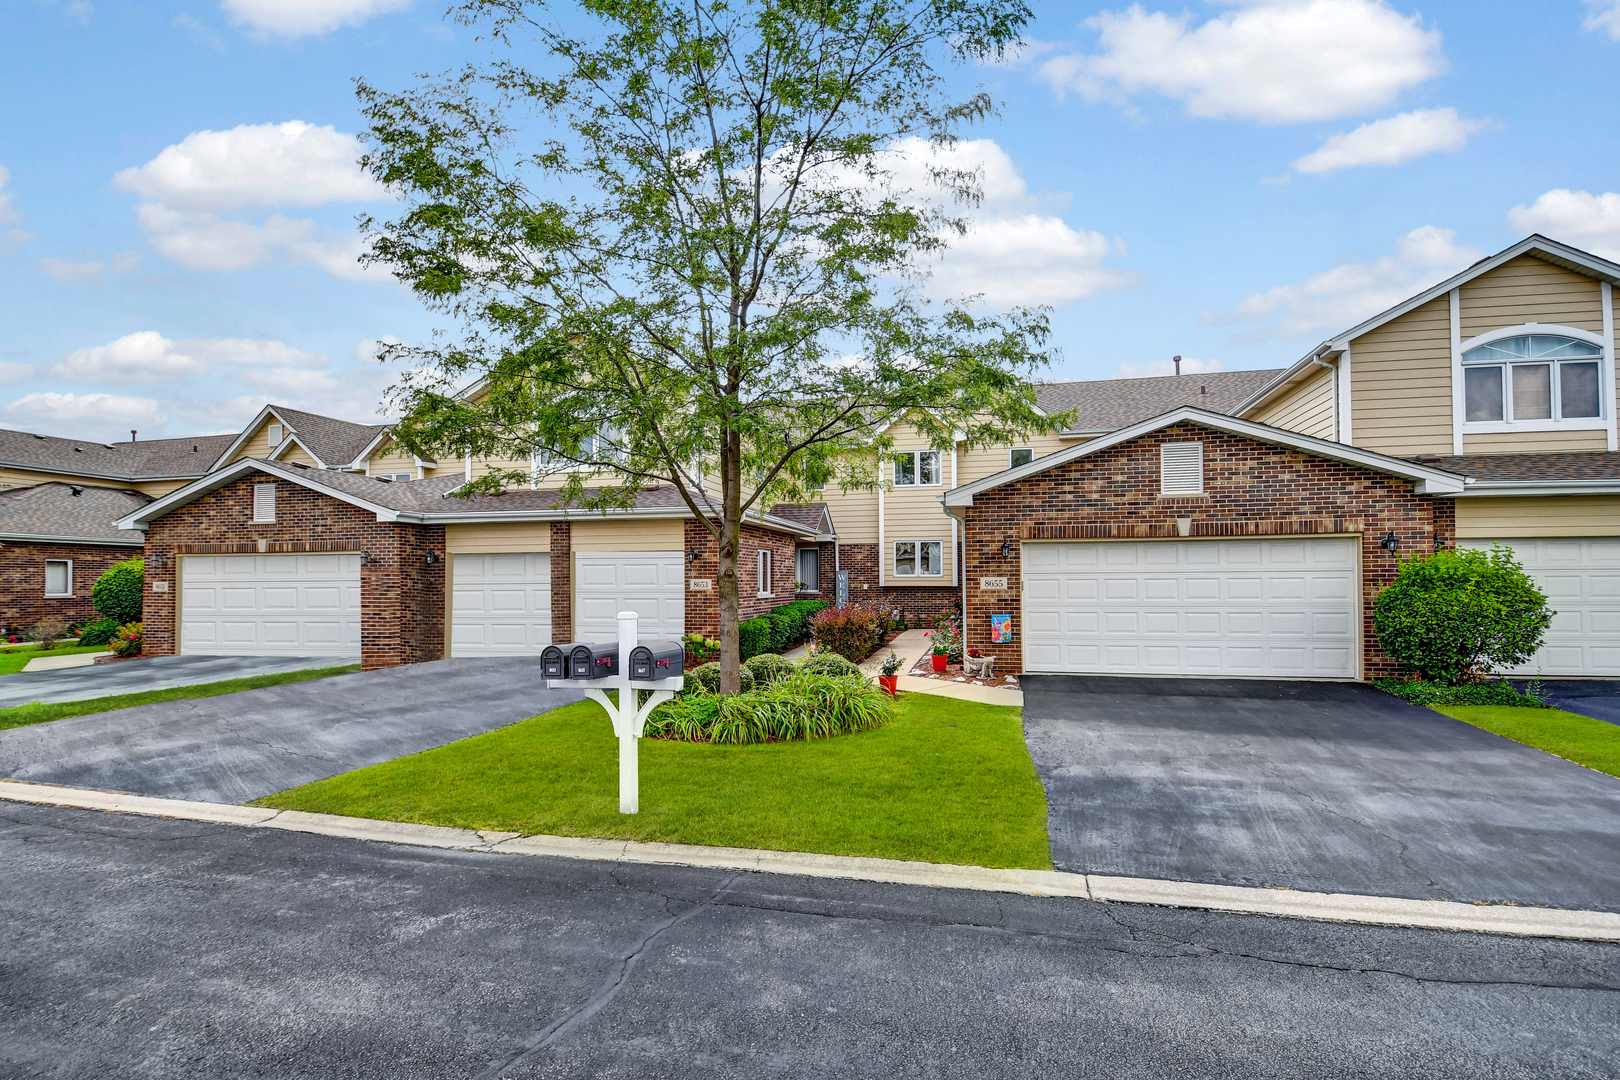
[646,670,892,745]
[1373,545,1552,684]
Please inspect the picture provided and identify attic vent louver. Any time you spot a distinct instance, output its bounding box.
[1160,441,1203,496]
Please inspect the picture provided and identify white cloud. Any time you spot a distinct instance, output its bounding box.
[4,392,167,434]
[0,165,35,250]
[1222,226,1481,339]
[36,250,142,286]
[52,331,326,383]
[1585,0,1620,39]
[114,121,388,213]
[0,363,33,385]
[1292,108,1488,175]
[354,335,402,364]
[1114,357,1224,379]
[115,122,393,282]
[1507,189,1620,261]
[1040,0,1445,124]
[221,0,411,38]
[925,216,1131,308]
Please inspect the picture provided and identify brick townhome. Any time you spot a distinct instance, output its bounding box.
[944,408,1465,679]
[0,483,150,636]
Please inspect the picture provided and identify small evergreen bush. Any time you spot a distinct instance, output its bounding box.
[76,617,121,647]
[799,652,861,679]
[744,652,794,686]
[738,617,773,660]
[92,558,144,625]
[762,599,830,651]
[1374,545,1551,684]
[686,661,754,695]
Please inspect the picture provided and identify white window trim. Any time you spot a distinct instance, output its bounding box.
[892,539,944,578]
[1009,447,1034,468]
[44,558,72,598]
[1452,322,1612,437]
[252,482,276,524]
[757,549,773,597]
[892,449,943,487]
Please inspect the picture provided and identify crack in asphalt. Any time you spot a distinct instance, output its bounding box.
[472,874,740,1079]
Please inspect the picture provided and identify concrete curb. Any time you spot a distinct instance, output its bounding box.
[3,779,1617,943]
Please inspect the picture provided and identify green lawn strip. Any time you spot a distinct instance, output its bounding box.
[0,664,363,731]
[1433,705,1620,779]
[254,694,1053,870]
[0,645,110,675]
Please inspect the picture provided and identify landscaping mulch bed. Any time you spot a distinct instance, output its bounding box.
[907,655,1020,690]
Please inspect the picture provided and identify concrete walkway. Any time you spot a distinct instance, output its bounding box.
[20,651,106,673]
[0,654,343,707]
[0,657,582,803]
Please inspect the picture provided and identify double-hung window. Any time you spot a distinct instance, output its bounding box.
[1009,447,1034,468]
[796,548,820,592]
[44,559,72,597]
[1463,334,1603,426]
[893,541,942,577]
[893,450,941,486]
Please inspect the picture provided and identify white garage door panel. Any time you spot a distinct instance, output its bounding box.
[1460,538,1620,676]
[1022,538,1358,679]
[574,551,684,642]
[181,554,362,657]
[451,553,552,656]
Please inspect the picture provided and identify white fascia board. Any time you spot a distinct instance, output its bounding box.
[0,531,144,546]
[205,404,282,472]
[346,427,396,469]
[269,433,326,469]
[115,458,400,530]
[0,462,209,484]
[1449,480,1620,498]
[942,406,1467,508]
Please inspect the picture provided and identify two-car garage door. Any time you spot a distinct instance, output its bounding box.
[1022,538,1359,679]
[181,554,362,657]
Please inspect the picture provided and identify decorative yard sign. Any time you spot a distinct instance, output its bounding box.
[990,614,1014,644]
[836,570,850,607]
[541,612,685,814]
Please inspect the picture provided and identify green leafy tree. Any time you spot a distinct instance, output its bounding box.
[92,558,144,625]
[358,0,1062,691]
[1374,545,1552,684]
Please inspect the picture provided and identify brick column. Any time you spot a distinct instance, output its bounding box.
[550,522,572,643]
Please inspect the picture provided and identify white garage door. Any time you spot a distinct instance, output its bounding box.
[574,550,684,642]
[180,553,361,657]
[1022,538,1359,679]
[1460,538,1620,676]
[451,553,552,656]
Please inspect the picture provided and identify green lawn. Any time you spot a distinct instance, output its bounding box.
[1435,705,1620,779]
[0,644,110,675]
[0,664,363,731]
[255,694,1053,869]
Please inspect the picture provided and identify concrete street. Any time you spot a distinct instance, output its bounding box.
[2,801,1616,1080]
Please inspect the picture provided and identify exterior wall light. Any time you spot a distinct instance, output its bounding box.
[425,552,440,565]
[686,546,700,564]
[360,550,379,566]
[1000,538,1013,559]
[1379,532,1399,554]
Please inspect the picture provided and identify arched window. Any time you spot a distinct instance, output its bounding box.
[1462,333,1603,423]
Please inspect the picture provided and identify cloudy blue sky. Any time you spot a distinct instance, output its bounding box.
[4,0,1620,440]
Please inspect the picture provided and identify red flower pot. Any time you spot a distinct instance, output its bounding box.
[931,654,947,672]
[878,675,899,696]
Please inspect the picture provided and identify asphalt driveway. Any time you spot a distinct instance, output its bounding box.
[0,654,346,707]
[1021,675,1620,912]
[1529,680,1620,724]
[0,657,581,803]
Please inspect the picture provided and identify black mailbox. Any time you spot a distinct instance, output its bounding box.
[541,643,586,679]
[629,642,685,681]
[568,642,619,679]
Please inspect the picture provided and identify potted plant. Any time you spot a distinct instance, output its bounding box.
[878,652,902,696]
[931,641,948,672]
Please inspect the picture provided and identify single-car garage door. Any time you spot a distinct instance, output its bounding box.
[450,552,551,656]
[1460,538,1620,676]
[574,550,684,642]
[1022,538,1358,679]
[180,553,362,657]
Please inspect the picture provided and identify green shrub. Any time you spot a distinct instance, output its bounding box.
[810,601,883,663]
[646,671,893,744]
[76,617,121,647]
[1374,545,1551,684]
[92,558,144,625]
[738,616,773,661]
[1373,677,1550,708]
[744,652,794,686]
[763,599,831,651]
[686,661,754,695]
[799,652,861,679]
[111,621,143,658]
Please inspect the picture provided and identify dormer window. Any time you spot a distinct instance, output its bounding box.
[1462,334,1603,425]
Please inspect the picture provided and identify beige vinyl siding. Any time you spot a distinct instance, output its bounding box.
[957,432,1073,485]
[1456,496,1620,538]
[1251,364,1335,439]
[1462,431,1608,454]
[569,517,684,551]
[445,521,552,554]
[815,484,878,543]
[0,467,118,491]
[467,455,532,481]
[132,478,194,497]
[278,442,318,467]
[1348,295,1453,456]
[368,440,425,479]
[882,426,954,586]
[1459,255,1604,338]
[229,418,283,463]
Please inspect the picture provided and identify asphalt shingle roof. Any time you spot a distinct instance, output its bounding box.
[268,406,389,467]
[0,428,237,480]
[1034,370,1284,432]
[0,483,150,542]
[1414,452,1620,482]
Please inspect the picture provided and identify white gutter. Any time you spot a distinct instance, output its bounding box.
[1448,480,1620,498]
[0,532,144,546]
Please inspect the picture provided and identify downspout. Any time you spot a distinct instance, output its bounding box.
[1308,349,1339,442]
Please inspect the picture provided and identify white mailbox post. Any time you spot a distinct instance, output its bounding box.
[546,610,682,814]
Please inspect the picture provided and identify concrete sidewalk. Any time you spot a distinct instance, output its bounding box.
[0,654,344,707]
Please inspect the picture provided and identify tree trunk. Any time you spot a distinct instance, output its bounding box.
[717,427,744,694]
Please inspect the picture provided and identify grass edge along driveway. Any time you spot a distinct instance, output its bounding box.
[1435,704,1620,780]
[256,694,1053,870]
[0,665,363,731]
